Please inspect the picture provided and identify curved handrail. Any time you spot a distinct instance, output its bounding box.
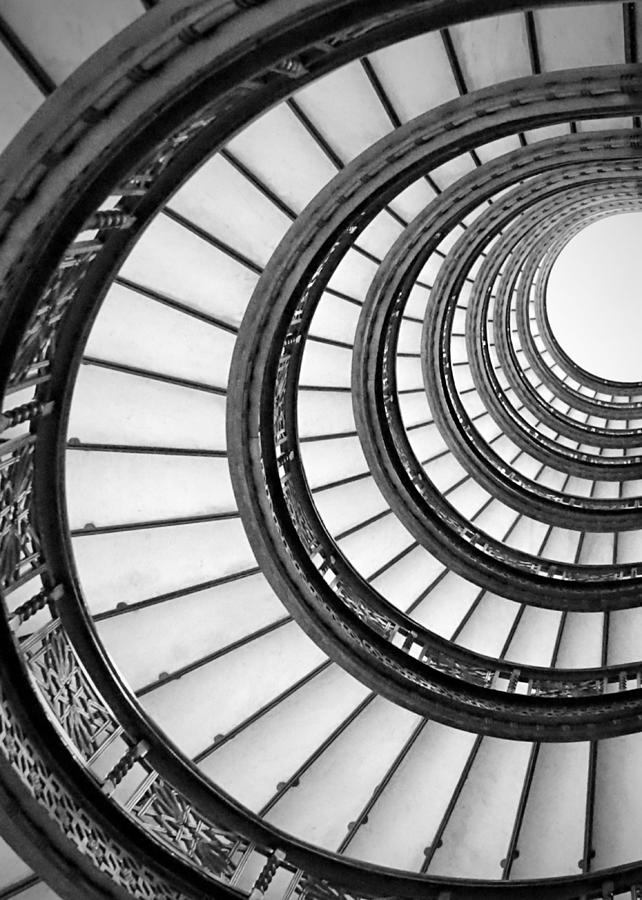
[2,2,642,899]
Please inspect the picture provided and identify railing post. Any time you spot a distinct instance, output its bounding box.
[103,740,149,793]
[84,209,136,231]
[0,399,53,432]
[10,583,63,624]
[249,849,286,900]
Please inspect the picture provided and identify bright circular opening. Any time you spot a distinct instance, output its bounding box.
[546,213,642,382]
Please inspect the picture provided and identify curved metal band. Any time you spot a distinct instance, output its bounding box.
[227,66,642,746]
[473,193,642,444]
[4,2,642,898]
[508,227,642,421]
[353,166,642,604]
[535,237,642,396]
[435,183,642,528]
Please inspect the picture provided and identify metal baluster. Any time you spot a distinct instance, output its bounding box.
[103,740,150,793]
[507,668,520,693]
[10,583,63,624]
[249,849,286,900]
[0,399,53,433]
[84,209,136,231]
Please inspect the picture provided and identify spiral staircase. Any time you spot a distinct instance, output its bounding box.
[5,1,642,898]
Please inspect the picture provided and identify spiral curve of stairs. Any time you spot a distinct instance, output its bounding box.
[3,2,642,900]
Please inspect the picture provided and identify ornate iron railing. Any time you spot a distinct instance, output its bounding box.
[2,2,642,899]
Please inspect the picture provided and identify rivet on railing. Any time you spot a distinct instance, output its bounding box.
[11,583,64,624]
[500,849,519,869]
[249,849,286,900]
[103,740,150,792]
[81,106,104,125]
[127,64,151,84]
[177,24,201,45]
[0,399,54,433]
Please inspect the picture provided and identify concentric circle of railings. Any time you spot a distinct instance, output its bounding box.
[471,192,642,440]
[471,216,642,479]
[354,182,642,619]
[228,67,642,751]
[534,237,642,398]
[426,182,642,525]
[2,1,642,899]
[467,194,642,445]
[493,204,642,421]
[490,218,639,439]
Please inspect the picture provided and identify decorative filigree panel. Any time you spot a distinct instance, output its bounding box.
[0,436,41,592]
[131,776,240,880]
[23,620,120,764]
[0,678,187,900]
[8,256,94,392]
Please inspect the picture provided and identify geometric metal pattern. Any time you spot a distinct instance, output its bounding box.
[23,619,121,764]
[130,778,239,880]
[0,436,41,592]
[0,677,187,900]
[3,2,642,899]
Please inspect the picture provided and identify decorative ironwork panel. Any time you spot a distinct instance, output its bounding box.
[23,620,121,764]
[0,436,41,592]
[131,776,240,880]
[8,256,94,392]
[0,678,187,900]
